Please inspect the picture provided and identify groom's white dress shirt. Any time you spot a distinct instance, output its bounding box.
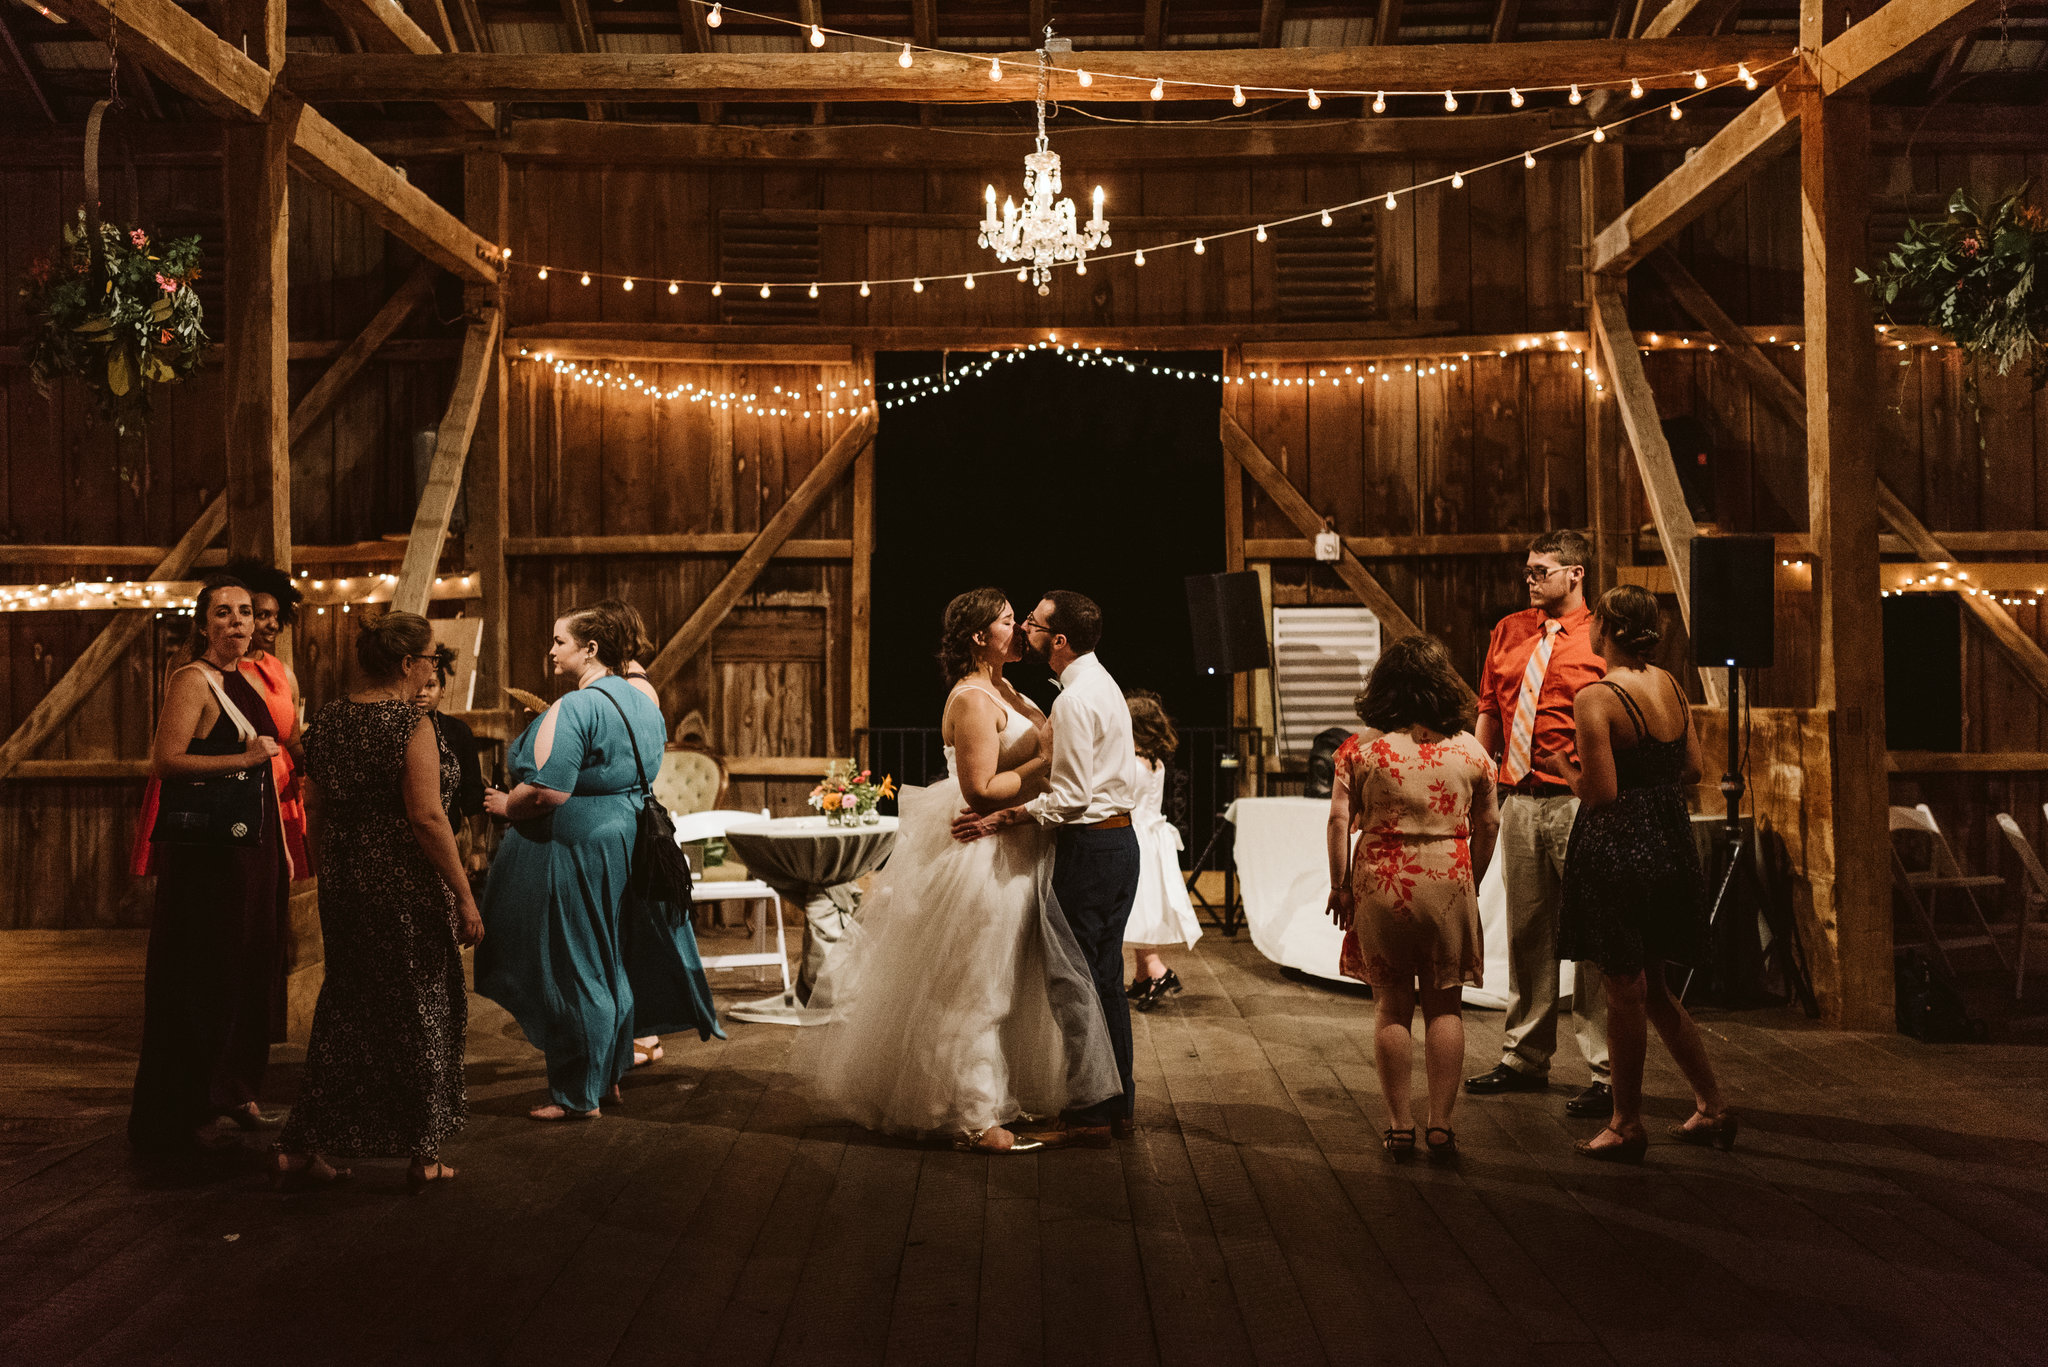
[1025,652,1140,828]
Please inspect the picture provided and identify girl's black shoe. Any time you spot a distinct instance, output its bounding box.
[1134,969,1184,1013]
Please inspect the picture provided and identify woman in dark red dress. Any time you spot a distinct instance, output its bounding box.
[128,576,291,1155]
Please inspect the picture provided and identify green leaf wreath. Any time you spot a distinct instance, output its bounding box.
[18,207,208,432]
[1856,186,2048,387]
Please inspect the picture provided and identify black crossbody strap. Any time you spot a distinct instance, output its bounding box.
[593,683,653,794]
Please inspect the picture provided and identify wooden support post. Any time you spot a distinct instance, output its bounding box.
[464,151,510,710]
[648,411,877,694]
[849,354,876,746]
[222,0,290,573]
[1220,409,1427,643]
[1802,88,1891,1030]
[1223,358,1250,738]
[0,497,226,784]
[1588,286,1725,706]
[289,262,437,448]
[1581,141,1628,596]
[392,309,502,615]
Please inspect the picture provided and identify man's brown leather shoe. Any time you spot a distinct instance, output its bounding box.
[1017,1118,1114,1149]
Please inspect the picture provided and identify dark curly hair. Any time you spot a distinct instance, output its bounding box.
[1354,634,1473,736]
[1126,690,1179,764]
[1594,584,1663,657]
[937,587,1009,686]
[431,643,458,686]
[223,557,303,627]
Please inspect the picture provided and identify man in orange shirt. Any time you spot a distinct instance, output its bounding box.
[1464,529,1612,1116]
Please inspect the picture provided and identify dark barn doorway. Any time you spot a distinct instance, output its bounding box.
[867,348,1230,783]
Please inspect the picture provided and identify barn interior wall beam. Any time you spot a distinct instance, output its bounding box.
[316,0,494,129]
[288,262,439,447]
[391,308,502,615]
[278,37,1794,104]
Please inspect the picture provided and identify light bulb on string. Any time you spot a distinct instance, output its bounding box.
[579,272,591,286]
[537,267,548,280]
[898,43,912,67]
[1319,209,1333,227]
[1670,103,1683,120]
[1077,69,1091,87]
[859,281,870,297]
[1306,88,1320,109]
[1372,91,1385,113]
[1568,83,1582,104]
[1693,69,1707,88]
[668,280,678,293]
[1630,77,1644,98]
[1016,267,1029,281]
[1385,191,1397,210]
[914,278,925,293]
[1451,171,1464,188]
[759,283,771,298]
[622,277,633,291]
[1509,88,1523,107]
[1134,249,1146,267]
[1192,237,1205,255]
[1232,85,1245,106]
[711,281,723,296]
[1443,90,1457,111]
[705,2,720,25]
[809,22,824,46]
[808,283,819,298]
[1255,224,1268,242]
[1592,126,1606,142]
[1151,77,1164,100]
[1524,151,1536,169]
[964,273,976,289]
[989,57,1002,81]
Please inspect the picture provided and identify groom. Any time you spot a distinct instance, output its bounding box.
[952,590,1140,1147]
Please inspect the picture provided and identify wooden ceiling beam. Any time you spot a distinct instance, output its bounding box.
[1257,0,1285,46]
[318,0,494,129]
[289,261,438,446]
[41,0,270,120]
[449,0,489,52]
[798,0,827,124]
[279,37,1795,103]
[674,0,721,124]
[1818,0,1999,95]
[556,0,609,120]
[1587,0,1738,113]
[392,308,501,615]
[1373,0,1404,46]
[286,105,503,283]
[2,9,58,122]
[1144,0,1167,50]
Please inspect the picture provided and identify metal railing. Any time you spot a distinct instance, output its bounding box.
[854,724,1270,865]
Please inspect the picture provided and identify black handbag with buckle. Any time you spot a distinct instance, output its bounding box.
[151,665,269,848]
[595,685,696,924]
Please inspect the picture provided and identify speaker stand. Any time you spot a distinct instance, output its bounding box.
[1185,813,1242,937]
[1683,667,1818,1016]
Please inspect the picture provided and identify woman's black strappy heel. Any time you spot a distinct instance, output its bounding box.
[1382,1126,1417,1162]
[1424,1126,1459,1160]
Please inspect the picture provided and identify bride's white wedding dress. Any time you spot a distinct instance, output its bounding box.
[797,690,1122,1136]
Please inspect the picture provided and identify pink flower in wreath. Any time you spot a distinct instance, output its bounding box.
[159,329,174,345]
[130,228,149,248]
[155,272,178,294]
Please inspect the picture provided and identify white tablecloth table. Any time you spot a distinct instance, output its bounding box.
[1226,796,1563,1009]
[719,815,898,1026]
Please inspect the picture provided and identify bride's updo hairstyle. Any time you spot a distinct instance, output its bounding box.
[1594,584,1663,658]
[937,587,1009,685]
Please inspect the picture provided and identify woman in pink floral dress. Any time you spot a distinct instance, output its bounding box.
[1326,635,1500,1161]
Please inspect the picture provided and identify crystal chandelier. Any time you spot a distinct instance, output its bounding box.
[978,31,1109,297]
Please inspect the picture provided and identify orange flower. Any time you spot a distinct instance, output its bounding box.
[821,792,842,811]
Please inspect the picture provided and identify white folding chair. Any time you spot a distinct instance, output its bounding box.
[1993,814,2048,999]
[673,810,792,999]
[1889,805,2009,975]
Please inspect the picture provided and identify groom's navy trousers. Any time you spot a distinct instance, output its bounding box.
[1052,823,1142,1125]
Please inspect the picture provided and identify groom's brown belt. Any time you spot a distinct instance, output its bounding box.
[1079,814,1132,830]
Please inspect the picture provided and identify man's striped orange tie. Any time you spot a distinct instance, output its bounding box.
[1501,619,1562,783]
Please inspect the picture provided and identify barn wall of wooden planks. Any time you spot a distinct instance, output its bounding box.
[4,131,2048,1031]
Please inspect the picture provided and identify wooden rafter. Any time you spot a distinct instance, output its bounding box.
[289,262,438,447]
[449,0,488,51]
[39,0,502,284]
[647,411,878,692]
[797,0,827,124]
[1592,85,1797,275]
[317,0,493,129]
[1373,0,1404,46]
[674,0,720,124]
[279,37,1793,103]
[0,8,55,123]
[1817,0,1998,95]
[1257,0,1286,46]
[1651,249,2048,713]
[392,309,503,615]
[1587,285,1725,706]
[1218,412,1452,688]
[0,496,226,785]
[1143,0,1167,50]
[558,0,609,120]
[1587,0,1738,113]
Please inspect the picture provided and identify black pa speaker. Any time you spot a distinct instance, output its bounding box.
[1185,572,1270,675]
[1689,534,1775,669]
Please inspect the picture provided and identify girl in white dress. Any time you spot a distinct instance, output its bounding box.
[798,589,1122,1153]
[1124,691,1202,1011]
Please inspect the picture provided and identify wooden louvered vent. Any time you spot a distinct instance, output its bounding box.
[1271,219,1377,323]
[717,212,822,324]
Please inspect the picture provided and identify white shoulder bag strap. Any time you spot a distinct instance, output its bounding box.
[196,664,259,743]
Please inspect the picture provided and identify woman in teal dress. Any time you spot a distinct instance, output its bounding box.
[476,605,722,1121]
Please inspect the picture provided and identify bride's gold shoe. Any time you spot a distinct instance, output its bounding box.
[953,1126,1044,1155]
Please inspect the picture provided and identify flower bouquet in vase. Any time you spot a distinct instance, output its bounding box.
[809,761,896,827]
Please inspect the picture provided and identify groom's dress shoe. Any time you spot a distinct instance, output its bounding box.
[1464,1064,1548,1095]
[1111,1118,1135,1141]
[1017,1119,1114,1150]
[1564,1082,1613,1118]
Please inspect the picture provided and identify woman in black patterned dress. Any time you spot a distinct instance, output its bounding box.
[1541,585,1733,1163]
[273,612,484,1190]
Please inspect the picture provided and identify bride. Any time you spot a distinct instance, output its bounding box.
[798,588,1122,1153]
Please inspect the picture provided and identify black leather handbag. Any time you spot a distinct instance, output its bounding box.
[596,687,697,923]
[151,666,269,848]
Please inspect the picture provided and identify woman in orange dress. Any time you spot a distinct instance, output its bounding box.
[1326,635,1500,1161]
[228,559,311,879]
